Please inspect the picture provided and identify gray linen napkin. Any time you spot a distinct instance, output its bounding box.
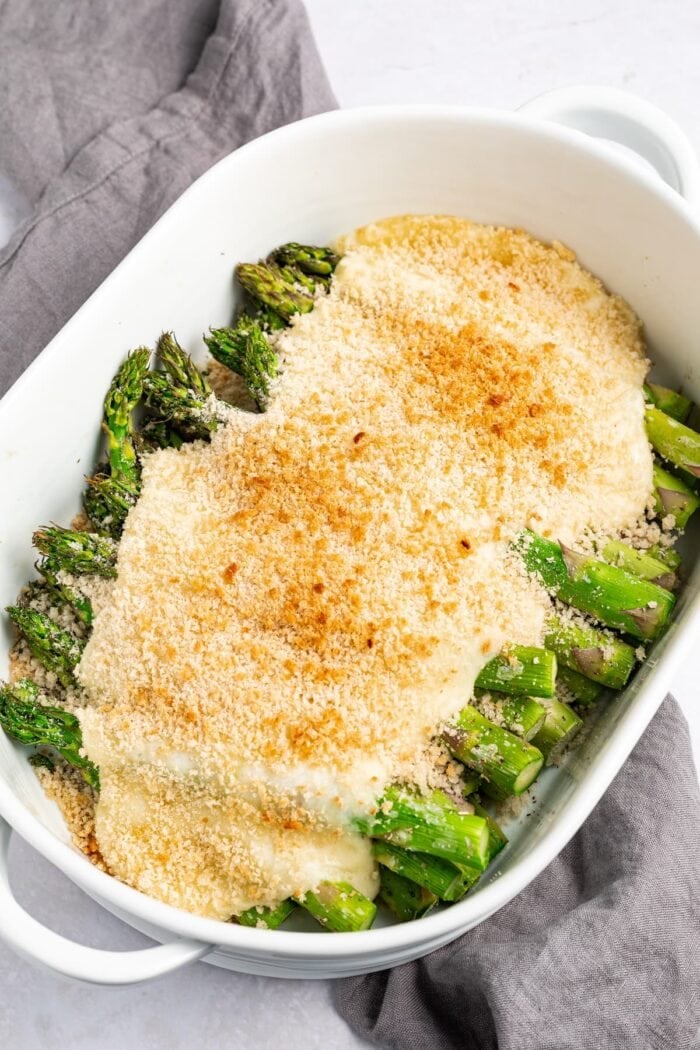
[0,0,336,394]
[1,5,699,1049]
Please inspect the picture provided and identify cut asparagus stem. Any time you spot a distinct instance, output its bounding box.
[156,332,211,397]
[644,382,693,423]
[359,786,490,871]
[470,801,508,861]
[84,474,139,538]
[460,770,483,797]
[442,706,544,797]
[647,543,682,572]
[531,699,583,763]
[295,881,376,932]
[102,349,151,485]
[372,841,473,901]
[378,868,437,922]
[515,531,676,641]
[0,678,98,788]
[556,666,604,707]
[6,607,84,689]
[205,319,278,411]
[474,646,557,698]
[497,695,547,740]
[269,242,340,278]
[36,561,93,627]
[599,539,676,590]
[544,614,636,689]
[652,462,700,529]
[645,405,700,479]
[143,371,228,441]
[236,262,315,321]
[33,527,118,578]
[237,900,296,929]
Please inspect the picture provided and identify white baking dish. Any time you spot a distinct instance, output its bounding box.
[1,86,699,985]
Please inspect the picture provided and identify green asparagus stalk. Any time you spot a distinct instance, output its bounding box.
[515,531,675,641]
[599,539,676,590]
[138,418,184,451]
[372,841,473,901]
[254,304,287,333]
[0,678,98,788]
[102,349,150,485]
[36,561,93,627]
[645,405,700,479]
[652,462,700,529]
[556,666,603,707]
[295,881,377,932]
[470,800,508,861]
[6,607,84,689]
[33,527,118,578]
[460,770,483,797]
[236,262,315,321]
[442,706,544,797]
[644,382,693,423]
[156,332,211,397]
[84,474,139,538]
[269,242,340,278]
[531,698,583,763]
[143,370,227,441]
[359,786,490,872]
[378,868,437,922]
[496,695,547,740]
[647,543,682,572]
[205,319,278,410]
[544,614,636,689]
[474,646,557,698]
[237,899,296,929]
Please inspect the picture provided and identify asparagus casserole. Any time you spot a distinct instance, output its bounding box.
[1,215,693,930]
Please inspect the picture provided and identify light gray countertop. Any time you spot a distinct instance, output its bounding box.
[1,2,699,1046]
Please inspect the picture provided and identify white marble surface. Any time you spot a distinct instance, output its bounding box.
[1,2,699,1047]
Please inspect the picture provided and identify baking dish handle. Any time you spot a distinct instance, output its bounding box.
[519,85,700,207]
[0,817,212,985]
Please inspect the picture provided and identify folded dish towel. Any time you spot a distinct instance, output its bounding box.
[0,4,699,1048]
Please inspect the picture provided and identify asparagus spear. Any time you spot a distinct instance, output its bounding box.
[645,405,700,479]
[102,349,151,485]
[6,606,84,689]
[33,527,118,578]
[531,699,583,763]
[295,881,376,932]
[652,462,700,529]
[479,694,546,741]
[237,900,296,929]
[556,666,604,707]
[474,646,557,698]
[372,840,474,901]
[205,319,278,411]
[442,706,544,798]
[269,242,340,278]
[544,614,636,689]
[378,868,437,922]
[644,382,693,423]
[142,370,228,441]
[236,262,315,321]
[139,418,184,451]
[598,539,676,590]
[36,561,93,627]
[254,304,287,332]
[515,531,675,641]
[0,678,98,788]
[359,786,490,872]
[460,770,483,797]
[156,332,211,397]
[470,801,508,861]
[647,543,682,571]
[84,474,139,538]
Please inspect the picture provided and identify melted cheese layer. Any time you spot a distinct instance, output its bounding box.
[77,215,651,918]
